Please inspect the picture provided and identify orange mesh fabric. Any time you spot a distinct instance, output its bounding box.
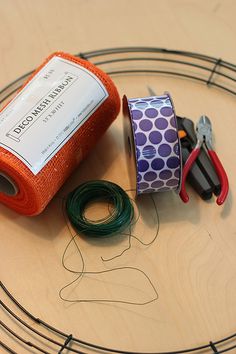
[0,52,120,215]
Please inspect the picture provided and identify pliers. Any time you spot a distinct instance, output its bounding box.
[179,115,229,205]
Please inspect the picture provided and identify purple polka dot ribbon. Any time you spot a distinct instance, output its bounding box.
[125,94,182,194]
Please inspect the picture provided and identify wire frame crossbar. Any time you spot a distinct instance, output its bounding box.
[1,282,236,354]
[1,47,236,106]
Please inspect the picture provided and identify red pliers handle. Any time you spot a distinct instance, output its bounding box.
[179,116,229,205]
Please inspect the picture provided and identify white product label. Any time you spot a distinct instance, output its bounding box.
[0,56,108,174]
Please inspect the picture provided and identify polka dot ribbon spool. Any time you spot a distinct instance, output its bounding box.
[123,94,182,195]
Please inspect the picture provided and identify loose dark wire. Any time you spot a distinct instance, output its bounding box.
[59,187,159,305]
[102,193,160,262]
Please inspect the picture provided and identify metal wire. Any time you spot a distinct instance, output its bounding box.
[0,340,18,354]
[0,319,51,354]
[1,280,236,354]
[66,180,134,237]
[0,299,84,354]
[1,47,236,353]
[1,47,236,106]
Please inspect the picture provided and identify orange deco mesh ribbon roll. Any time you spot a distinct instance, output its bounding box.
[0,52,120,215]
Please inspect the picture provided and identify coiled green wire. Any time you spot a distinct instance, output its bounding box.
[66,180,134,237]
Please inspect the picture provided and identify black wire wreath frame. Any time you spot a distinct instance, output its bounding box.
[0,47,236,354]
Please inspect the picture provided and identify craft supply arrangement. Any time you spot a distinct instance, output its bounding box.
[0,47,234,354]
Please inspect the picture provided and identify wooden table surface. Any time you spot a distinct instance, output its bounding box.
[0,1,236,353]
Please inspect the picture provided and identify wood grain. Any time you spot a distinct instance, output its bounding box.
[0,0,236,352]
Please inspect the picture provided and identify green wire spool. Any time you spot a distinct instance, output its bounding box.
[66,180,134,237]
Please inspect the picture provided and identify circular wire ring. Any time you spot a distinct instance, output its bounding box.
[0,47,236,354]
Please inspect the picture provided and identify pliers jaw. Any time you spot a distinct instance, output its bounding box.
[196,115,213,150]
